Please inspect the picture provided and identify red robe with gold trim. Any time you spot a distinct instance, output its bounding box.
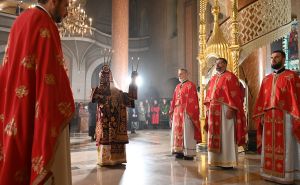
[169,81,201,145]
[0,8,74,184]
[204,71,246,152]
[253,70,300,178]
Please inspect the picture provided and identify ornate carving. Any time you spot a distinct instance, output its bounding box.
[229,0,240,76]
[221,0,291,59]
[198,0,208,119]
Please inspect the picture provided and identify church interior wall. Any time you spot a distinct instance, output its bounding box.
[71,56,86,102]
[86,0,112,35]
[239,47,267,130]
[140,0,199,99]
[143,0,178,99]
[0,32,9,46]
[238,0,257,10]
[184,0,198,85]
[0,52,3,65]
[177,0,186,73]
[0,44,5,64]
[63,54,72,80]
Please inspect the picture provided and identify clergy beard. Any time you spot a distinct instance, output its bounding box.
[53,4,63,23]
[216,67,222,72]
[271,61,283,70]
[216,67,225,73]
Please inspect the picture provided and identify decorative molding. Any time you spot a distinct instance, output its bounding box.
[220,0,291,61]
[240,22,292,64]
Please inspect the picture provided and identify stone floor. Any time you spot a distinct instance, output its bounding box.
[71,130,300,185]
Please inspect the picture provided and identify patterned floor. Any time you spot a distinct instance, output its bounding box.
[71,130,300,185]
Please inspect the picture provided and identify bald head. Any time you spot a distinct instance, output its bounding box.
[178,68,188,82]
[215,58,227,73]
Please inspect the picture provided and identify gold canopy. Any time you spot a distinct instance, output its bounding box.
[197,0,240,146]
[205,0,231,71]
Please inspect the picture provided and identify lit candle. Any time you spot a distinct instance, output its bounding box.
[89,18,92,26]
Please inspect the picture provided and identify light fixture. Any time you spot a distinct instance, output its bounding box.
[58,0,92,37]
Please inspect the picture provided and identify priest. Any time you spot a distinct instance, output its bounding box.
[0,0,74,184]
[253,50,300,184]
[204,58,246,168]
[169,68,201,160]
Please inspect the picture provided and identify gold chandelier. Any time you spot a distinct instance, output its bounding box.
[59,0,92,37]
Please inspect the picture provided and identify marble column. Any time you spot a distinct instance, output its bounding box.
[112,0,129,91]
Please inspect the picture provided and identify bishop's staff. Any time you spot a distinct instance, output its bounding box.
[128,57,140,100]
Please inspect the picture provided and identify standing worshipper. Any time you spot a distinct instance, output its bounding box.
[0,0,75,184]
[88,92,97,141]
[137,101,146,129]
[253,50,300,184]
[151,99,160,129]
[144,99,151,128]
[169,68,201,160]
[70,102,80,133]
[92,64,135,166]
[160,98,170,129]
[128,108,139,133]
[204,58,246,169]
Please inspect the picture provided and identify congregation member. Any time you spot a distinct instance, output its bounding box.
[151,99,160,129]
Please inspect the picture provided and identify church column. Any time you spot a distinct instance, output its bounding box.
[184,0,198,83]
[112,0,129,91]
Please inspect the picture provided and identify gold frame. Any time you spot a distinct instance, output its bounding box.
[197,0,240,145]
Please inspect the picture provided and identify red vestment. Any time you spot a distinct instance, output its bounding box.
[253,70,300,178]
[204,71,246,152]
[151,106,160,125]
[169,81,201,143]
[0,8,74,184]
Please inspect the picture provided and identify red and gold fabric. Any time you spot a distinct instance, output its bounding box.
[253,70,300,178]
[169,80,201,148]
[93,87,133,146]
[0,8,74,184]
[92,79,134,166]
[204,71,246,153]
[151,106,160,125]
